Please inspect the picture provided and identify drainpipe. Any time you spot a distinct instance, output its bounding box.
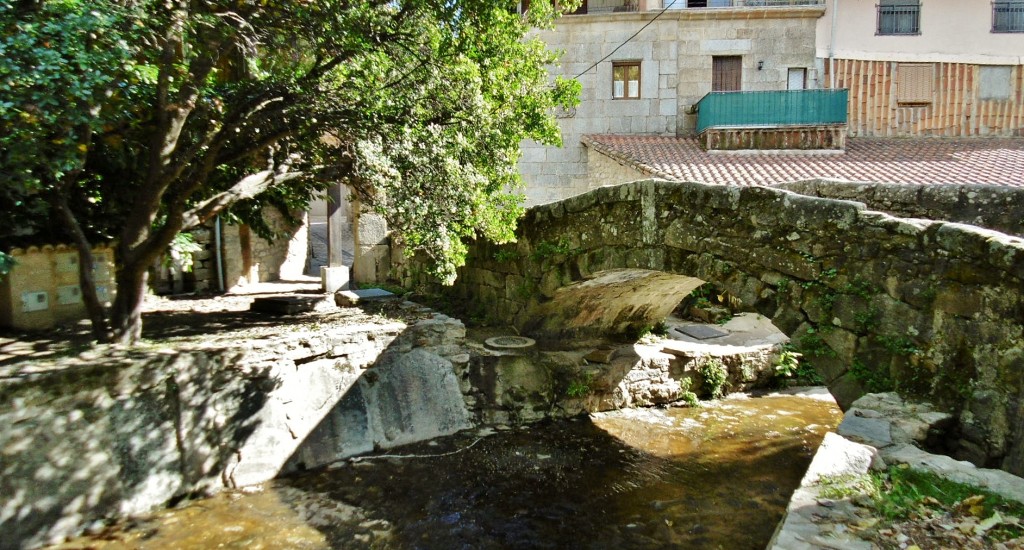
[214,216,225,292]
[829,0,839,89]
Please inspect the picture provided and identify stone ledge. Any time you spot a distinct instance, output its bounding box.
[770,393,1024,549]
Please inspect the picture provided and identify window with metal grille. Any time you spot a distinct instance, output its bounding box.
[712,56,742,92]
[897,63,933,104]
[993,1,1024,32]
[612,61,641,99]
[877,0,920,35]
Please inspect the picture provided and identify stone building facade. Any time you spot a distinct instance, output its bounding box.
[520,3,826,204]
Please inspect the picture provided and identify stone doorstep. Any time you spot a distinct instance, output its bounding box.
[249,295,324,315]
[334,288,396,307]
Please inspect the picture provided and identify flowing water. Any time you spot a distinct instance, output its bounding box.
[54,391,841,550]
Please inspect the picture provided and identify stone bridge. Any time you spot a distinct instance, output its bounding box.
[401,179,1024,474]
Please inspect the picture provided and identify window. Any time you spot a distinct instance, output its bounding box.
[612,61,641,99]
[993,1,1024,32]
[877,0,920,35]
[712,56,742,92]
[897,63,933,104]
[980,66,1014,100]
[788,68,807,90]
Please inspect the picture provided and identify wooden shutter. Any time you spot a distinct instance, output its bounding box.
[897,63,933,104]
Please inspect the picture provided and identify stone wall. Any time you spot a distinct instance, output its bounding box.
[519,7,823,204]
[151,209,310,295]
[778,180,1024,237]
[398,179,1024,475]
[468,342,779,425]
[0,312,468,549]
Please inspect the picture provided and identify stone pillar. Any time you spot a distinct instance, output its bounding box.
[320,183,350,292]
[352,199,391,285]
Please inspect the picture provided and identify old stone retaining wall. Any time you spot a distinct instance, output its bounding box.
[398,179,1024,475]
[0,312,468,549]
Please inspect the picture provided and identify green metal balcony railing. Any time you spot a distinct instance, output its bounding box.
[694,89,849,134]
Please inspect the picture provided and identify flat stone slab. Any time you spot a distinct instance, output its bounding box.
[335,288,396,307]
[250,295,321,315]
[673,324,728,340]
[837,412,894,448]
[584,348,616,364]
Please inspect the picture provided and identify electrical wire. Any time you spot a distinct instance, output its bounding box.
[572,0,682,79]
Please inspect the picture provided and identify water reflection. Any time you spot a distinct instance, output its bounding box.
[53,392,840,550]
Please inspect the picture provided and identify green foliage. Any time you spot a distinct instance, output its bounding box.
[797,326,836,358]
[2,0,581,340]
[0,251,13,280]
[530,238,578,261]
[493,249,519,263]
[849,359,894,393]
[774,346,803,378]
[841,277,877,299]
[565,371,594,398]
[631,321,669,341]
[853,306,880,333]
[775,277,791,294]
[678,377,700,407]
[823,466,1024,542]
[877,334,921,356]
[697,358,729,399]
[163,232,204,273]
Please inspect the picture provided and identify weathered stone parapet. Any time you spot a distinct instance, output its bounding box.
[398,179,1024,475]
[778,179,1024,237]
[0,309,471,549]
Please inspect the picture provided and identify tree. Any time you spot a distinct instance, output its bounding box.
[0,0,580,344]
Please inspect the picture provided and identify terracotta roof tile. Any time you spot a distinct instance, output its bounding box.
[582,135,1024,187]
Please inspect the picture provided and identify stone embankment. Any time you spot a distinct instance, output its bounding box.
[0,302,469,549]
[770,393,1024,549]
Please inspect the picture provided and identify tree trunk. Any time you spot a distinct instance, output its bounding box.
[109,263,150,345]
[51,188,111,342]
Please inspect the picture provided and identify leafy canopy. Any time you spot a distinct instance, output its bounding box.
[1,0,580,285]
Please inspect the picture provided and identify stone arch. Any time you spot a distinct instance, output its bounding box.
[402,179,1024,474]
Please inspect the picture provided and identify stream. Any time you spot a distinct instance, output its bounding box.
[54,390,841,550]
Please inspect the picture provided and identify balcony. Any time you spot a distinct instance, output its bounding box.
[694,89,849,150]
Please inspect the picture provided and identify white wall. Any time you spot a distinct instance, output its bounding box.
[816,0,1024,65]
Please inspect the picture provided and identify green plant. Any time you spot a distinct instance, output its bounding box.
[566,372,594,398]
[877,334,921,356]
[774,346,803,378]
[163,232,204,273]
[843,466,1024,542]
[849,359,894,393]
[797,326,836,358]
[678,377,700,407]
[531,238,577,261]
[697,358,729,399]
[853,306,880,333]
[776,277,791,293]
[841,277,877,299]
[493,249,519,263]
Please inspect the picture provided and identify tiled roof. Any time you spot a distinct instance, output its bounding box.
[582,135,1024,187]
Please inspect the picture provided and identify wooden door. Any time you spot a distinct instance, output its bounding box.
[712,56,742,92]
